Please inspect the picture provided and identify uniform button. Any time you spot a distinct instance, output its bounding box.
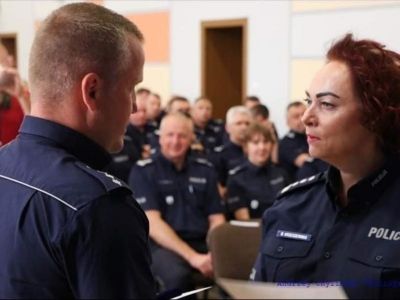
[277,246,284,253]
[324,251,331,259]
[375,255,383,262]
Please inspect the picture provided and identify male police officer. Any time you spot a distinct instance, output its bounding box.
[191,97,224,153]
[0,3,155,298]
[129,113,225,294]
[278,101,311,181]
[211,106,251,193]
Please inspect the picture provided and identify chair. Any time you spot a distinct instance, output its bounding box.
[208,220,262,280]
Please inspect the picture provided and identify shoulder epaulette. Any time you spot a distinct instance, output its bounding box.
[214,145,225,153]
[75,162,130,192]
[228,164,245,176]
[194,158,213,167]
[136,158,153,167]
[277,173,324,198]
[286,132,295,139]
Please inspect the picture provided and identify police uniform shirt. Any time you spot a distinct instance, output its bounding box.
[252,156,400,299]
[226,160,289,219]
[0,116,155,299]
[129,153,223,241]
[194,122,223,154]
[104,134,141,182]
[296,158,329,181]
[210,141,246,186]
[278,130,308,180]
[126,123,148,152]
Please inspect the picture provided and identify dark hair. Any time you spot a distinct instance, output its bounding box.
[29,2,143,101]
[167,95,189,108]
[243,122,274,145]
[251,104,269,119]
[245,95,260,103]
[286,101,306,112]
[136,88,151,95]
[327,33,400,155]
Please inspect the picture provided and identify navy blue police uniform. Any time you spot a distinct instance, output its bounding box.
[296,157,329,180]
[252,156,400,299]
[278,130,308,181]
[226,160,289,219]
[0,116,155,299]
[210,141,246,187]
[194,122,223,154]
[128,153,223,292]
[104,134,141,182]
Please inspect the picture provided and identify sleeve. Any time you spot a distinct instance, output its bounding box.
[128,164,160,211]
[205,167,224,215]
[226,175,248,213]
[59,193,156,299]
[209,150,227,186]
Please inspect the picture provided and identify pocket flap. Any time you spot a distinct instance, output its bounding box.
[262,235,314,259]
[349,242,400,269]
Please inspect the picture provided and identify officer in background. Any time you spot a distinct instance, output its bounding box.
[252,34,400,299]
[211,106,251,194]
[226,123,289,220]
[129,113,225,294]
[0,3,155,298]
[145,92,163,134]
[278,101,311,181]
[191,97,223,154]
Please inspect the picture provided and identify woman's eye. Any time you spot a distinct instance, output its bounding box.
[321,101,335,109]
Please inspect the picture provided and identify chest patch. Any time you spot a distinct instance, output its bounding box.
[368,227,400,241]
[276,230,312,242]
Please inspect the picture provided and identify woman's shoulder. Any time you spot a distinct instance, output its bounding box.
[277,172,326,200]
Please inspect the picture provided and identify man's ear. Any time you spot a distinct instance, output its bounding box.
[81,73,102,111]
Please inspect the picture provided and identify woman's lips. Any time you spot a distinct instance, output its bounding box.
[307,134,320,143]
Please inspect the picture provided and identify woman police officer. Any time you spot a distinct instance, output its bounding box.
[252,34,400,299]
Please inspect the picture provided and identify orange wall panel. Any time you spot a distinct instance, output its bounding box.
[126,12,169,63]
[85,0,104,6]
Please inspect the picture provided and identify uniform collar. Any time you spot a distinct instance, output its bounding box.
[225,140,244,153]
[19,116,111,170]
[158,152,189,172]
[326,156,400,212]
[246,159,272,174]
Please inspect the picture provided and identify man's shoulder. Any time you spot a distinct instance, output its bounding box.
[136,158,154,168]
[192,157,214,168]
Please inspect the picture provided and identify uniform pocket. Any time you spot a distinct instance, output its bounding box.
[347,242,400,299]
[261,236,314,281]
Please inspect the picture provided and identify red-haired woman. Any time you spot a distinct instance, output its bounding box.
[252,34,400,299]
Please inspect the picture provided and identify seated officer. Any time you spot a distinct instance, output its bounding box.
[128,113,225,294]
[211,106,251,190]
[191,97,223,154]
[278,101,311,181]
[0,3,155,298]
[250,104,279,163]
[227,123,289,220]
[145,92,162,134]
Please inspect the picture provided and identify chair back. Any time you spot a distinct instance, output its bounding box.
[208,220,262,280]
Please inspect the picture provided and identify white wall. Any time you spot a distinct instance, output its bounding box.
[292,4,400,58]
[170,1,291,135]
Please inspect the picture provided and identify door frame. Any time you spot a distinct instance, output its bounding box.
[201,18,248,103]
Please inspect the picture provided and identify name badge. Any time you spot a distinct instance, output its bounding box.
[276,230,312,242]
